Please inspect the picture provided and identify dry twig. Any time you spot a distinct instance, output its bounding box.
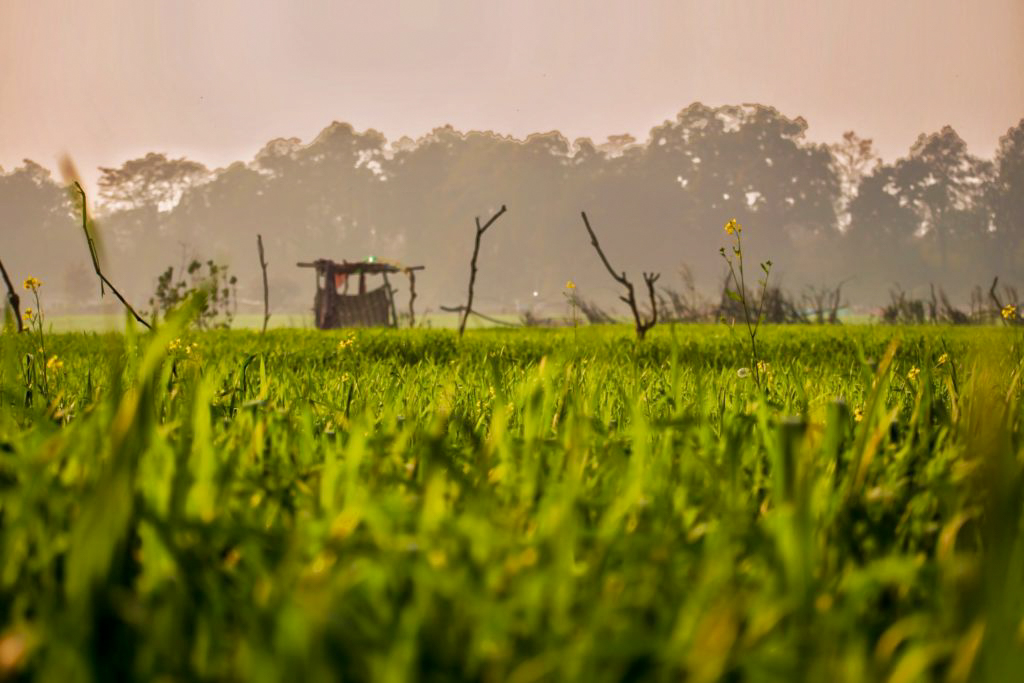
[72,182,151,329]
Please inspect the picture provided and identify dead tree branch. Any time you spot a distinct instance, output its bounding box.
[580,211,660,340]
[989,276,1003,313]
[0,257,23,333]
[72,182,151,330]
[458,204,507,337]
[257,234,270,333]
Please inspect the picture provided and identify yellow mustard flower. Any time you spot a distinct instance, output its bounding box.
[853,407,864,423]
[46,355,63,371]
[724,218,741,235]
[22,276,41,291]
[1002,304,1017,321]
[907,367,920,381]
[427,550,447,569]
[936,353,949,366]
[565,280,576,289]
[22,308,34,322]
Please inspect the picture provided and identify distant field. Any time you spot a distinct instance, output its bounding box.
[43,310,875,332]
[1,324,1021,680]
[41,311,524,332]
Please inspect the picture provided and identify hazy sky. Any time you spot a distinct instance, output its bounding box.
[2,0,1022,190]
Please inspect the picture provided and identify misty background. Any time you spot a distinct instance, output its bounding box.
[2,106,1022,319]
[2,0,1023,320]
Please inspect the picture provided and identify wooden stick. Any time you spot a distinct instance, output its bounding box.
[407,269,417,328]
[257,234,270,333]
[0,257,23,333]
[72,182,152,329]
[459,204,507,337]
[580,211,660,340]
[442,305,518,327]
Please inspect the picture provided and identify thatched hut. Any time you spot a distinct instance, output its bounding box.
[298,258,424,329]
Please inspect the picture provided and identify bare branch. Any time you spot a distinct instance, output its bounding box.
[72,182,152,330]
[458,204,507,337]
[257,234,270,333]
[443,304,518,328]
[0,257,23,333]
[580,211,660,340]
[580,211,630,288]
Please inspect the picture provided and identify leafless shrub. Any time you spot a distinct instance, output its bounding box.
[575,297,616,324]
[802,282,847,324]
[716,272,807,324]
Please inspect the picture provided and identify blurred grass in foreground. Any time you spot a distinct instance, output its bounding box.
[0,324,1021,682]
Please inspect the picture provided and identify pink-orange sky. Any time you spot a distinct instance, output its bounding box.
[2,0,1023,191]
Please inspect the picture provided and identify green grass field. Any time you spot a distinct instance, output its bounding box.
[1,322,1022,681]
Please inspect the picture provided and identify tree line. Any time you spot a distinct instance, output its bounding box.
[1,103,1022,318]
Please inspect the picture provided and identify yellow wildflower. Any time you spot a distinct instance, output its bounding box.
[427,550,447,569]
[338,336,355,350]
[724,218,741,235]
[1002,304,1017,321]
[936,353,949,366]
[46,355,63,371]
[907,367,920,381]
[565,280,576,289]
[854,407,864,422]
[22,276,41,291]
[22,308,34,322]
[168,338,181,352]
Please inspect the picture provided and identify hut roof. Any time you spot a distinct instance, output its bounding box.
[297,259,424,275]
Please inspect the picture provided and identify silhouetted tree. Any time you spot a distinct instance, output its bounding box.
[830,131,880,231]
[991,118,1024,274]
[97,152,209,212]
[890,126,993,276]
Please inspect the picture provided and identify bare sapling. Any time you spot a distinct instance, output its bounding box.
[579,211,660,341]
[458,204,508,337]
[257,234,271,333]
